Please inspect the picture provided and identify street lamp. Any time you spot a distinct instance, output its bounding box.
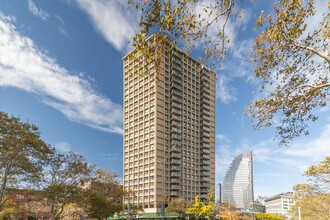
[157,144,179,220]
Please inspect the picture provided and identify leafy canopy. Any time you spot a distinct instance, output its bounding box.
[290,157,330,219]
[166,198,186,215]
[129,0,330,145]
[0,111,54,212]
[246,0,330,145]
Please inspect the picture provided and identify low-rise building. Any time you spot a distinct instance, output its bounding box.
[265,192,295,218]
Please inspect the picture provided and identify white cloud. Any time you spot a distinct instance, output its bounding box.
[55,142,71,152]
[55,14,69,37]
[69,0,138,51]
[0,12,123,134]
[216,74,237,104]
[27,0,50,20]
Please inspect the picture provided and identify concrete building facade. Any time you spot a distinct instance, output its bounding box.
[122,38,216,213]
[222,151,254,211]
[265,192,295,217]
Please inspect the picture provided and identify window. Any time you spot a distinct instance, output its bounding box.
[16,194,24,199]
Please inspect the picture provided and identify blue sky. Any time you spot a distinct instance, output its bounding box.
[0,0,328,199]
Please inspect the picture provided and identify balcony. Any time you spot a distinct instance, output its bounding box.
[171,127,181,134]
[201,104,210,110]
[201,132,210,138]
[201,99,210,105]
[200,194,207,199]
[172,82,182,91]
[171,165,181,171]
[172,57,182,65]
[201,154,210,159]
[201,166,210,171]
[170,178,180,184]
[201,115,210,121]
[200,137,210,143]
[171,96,182,103]
[171,134,181,140]
[200,188,209,193]
[201,75,210,82]
[172,70,183,78]
[171,121,181,128]
[201,177,210,182]
[201,93,210,100]
[201,126,210,132]
[201,81,210,88]
[201,86,210,94]
[171,185,181,190]
[201,149,210,154]
[200,171,210,176]
[201,121,210,127]
[172,89,182,97]
[172,64,182,71]
[171,172,181,177]
[171,159,182,165]
[170,191,180,196]
[171,140,181,145]
[201,160,210,165]
[172,102,182,109]
[201,183,210,187]
[171,108,181,115]
[172,76,182,84]
[171,153,181,159]
[201,109,210,116]
[172,50,182,58]
[201,143,210,149]
[171,114,181,122]
[171,146,181,152]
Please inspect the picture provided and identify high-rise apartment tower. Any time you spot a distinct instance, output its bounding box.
[122,38,216,214]
[222,151,254,211]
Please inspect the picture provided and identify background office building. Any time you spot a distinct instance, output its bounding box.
[265,192,295,218]
[222,151,254,211]
[122,39,216,213]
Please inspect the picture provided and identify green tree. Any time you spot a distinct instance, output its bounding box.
[289,157,330,219]
[42,151,94,219]
[83,169,126,219]
[256,213,282,220]
[166,198,186,215]
[0,111,54,212]
[246,0,330,145]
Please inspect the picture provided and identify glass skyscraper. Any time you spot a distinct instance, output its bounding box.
[222,151,254,211]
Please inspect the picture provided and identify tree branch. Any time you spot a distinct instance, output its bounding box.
[290,42,330,64]
[289,83,330,93]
